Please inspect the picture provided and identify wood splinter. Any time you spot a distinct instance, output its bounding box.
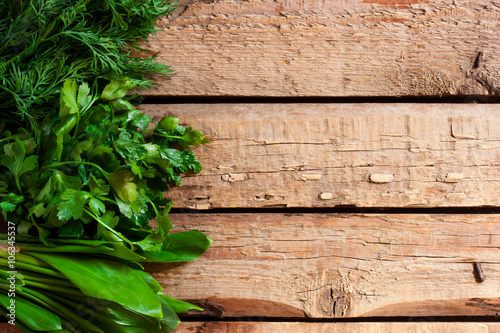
[473,262,485,283]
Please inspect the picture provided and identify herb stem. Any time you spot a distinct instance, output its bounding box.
[143,130,183,140]
[23,280,83,296]
[0,259,65,279]
[83,208,135,249]
[43,161,107,174]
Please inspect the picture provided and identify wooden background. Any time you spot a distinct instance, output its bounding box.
[4,0,500,332]
[153,0,500,331]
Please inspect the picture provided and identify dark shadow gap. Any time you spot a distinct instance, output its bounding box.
[170,206,500,215]
[179,315,500,323]
[142,95,500,104]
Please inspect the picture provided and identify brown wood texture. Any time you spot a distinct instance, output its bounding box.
[141,103,500,209]
[0,323,19,333]
[173,322,500,333]
[147,213,500,318]
[143,0,500,97]
[3,322,500,333]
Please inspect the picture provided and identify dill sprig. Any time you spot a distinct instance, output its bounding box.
[0,0,175,133]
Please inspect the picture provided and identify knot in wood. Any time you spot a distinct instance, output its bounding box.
[317,285,351,317]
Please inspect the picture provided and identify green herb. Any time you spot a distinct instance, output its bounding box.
[1,78,210,258]
[0,78,211,332]
[1,1,211,331]
[0,0,176,134]
[0,241,204,332]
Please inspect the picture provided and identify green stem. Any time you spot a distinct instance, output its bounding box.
[23,280,83,296]
[22,274,75,288]
[144,196,160,216]
[0,259,65,279]
[143,130,183,140]
[0,251,51,269]
[83,208,135,249]
[43,161,107,174]
[19,287,103,333]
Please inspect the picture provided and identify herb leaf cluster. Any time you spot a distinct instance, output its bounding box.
[0,78,210,261]
[0,0,175,133]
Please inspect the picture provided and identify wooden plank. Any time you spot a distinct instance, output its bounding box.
[2,322,499,333]
[0,323,19,333]
[144,0,500,97]
[142,104,500,208]
[173,322,500,333]
[148,213,500,318]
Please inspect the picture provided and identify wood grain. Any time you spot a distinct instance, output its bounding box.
[143,0,500,97]
[147,213,500,318]
[141,103,500,209]
[2,322,500,333]
[173,322,500,333]
[0,323,19,333]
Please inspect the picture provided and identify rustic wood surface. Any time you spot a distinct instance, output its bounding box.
[0,323,19,333]
[147,214,500,318]
[143,0,500,97]
[173,322,500,333]
[142,103,500,209]
[2,322,499,333]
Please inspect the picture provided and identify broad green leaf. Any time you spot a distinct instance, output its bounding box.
[1,138,38,185]
[110,98,135,112]
[145,231,212,262]
[115,188,147,220]
[99,211,119,228]
[53,115,77,137]
[0,193,24,212]
[157,295,181,332]
[135,270,162,293]
[106,170,138,203]
[88,145,120,172]
[88,197,106,215]
[161,296,203,313]
[77,81,92,109]
[70,140,93,161]
[158,147,182,168]
[3,136,24,159]
[42,133,64,163]
[29,253,163,317]
[28,202,45,217]
[20,138,37,155]
[180,127,210,147]
[57,189,91,221]
[89,177,110,197]
[38,172,82,203]
[60,79,78,116]
[156,206,172,237]
[0,294,62,331]
[157,117,178,131]
[57,220,84,238]
[113,132,157,162]
[33,221,54,246]
[126,109,151,129]
[101,78,137,101]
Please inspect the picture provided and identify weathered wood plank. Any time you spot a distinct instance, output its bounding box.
[144,0,500,97]
[173,322,500,333]
[148,214,500,318]
[2,322,499,333]
[142,104,500,208]
[0,323,19,333]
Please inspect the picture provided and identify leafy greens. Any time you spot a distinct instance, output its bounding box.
[0,78,210,259]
